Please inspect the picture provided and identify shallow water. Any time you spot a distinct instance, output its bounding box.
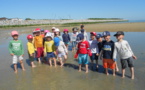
[0,30,145,90]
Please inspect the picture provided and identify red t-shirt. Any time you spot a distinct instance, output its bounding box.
[77,41,89,54]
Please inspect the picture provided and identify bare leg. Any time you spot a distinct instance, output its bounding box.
[79,64,82,72]
[49,59,52,67]
[31,62,36,68]
[122,69,125,78]
[14,64,18,73]
[38,58,41,63]
[53,58,57,67]
[112,69,116,76]
[85,64,89,73]
[19,60,25,71]
[59,57,64,67]
[115,62,119,72]
[130,67,134,79]
[64,55,67,63]
[105,68,109,75]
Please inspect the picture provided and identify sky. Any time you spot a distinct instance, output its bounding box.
[0,0,145,20]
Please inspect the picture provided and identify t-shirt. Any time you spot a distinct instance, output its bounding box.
[34,35,43,48]
[98,41,103,53]
[88,39,99,54]
[102,40,114,59]
[113,40,134,59]
[44,40,55,52]
[57,41,68,53]
[77,41,89,54]
[9,40,24,56]
[27,42,35,54]
[62,33,70,42]
[70,32,78,41]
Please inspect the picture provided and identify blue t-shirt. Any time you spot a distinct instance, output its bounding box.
[62,33,70,42]
[102,40,114,59]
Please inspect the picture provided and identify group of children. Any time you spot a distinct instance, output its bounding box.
[8,25,137,79]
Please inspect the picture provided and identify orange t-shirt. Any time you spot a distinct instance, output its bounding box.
[34,35,43,48]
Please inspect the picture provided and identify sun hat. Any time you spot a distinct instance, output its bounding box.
[27,35,33,39]
[72,27,79,31]
[54,28,60,32]
[11,31,19,36]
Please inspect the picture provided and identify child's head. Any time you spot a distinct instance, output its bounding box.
[46,36,52,41]
[80,34,85,42]
[114,31,124,41]
[44,30,50,36]
[80,24,84,29]
[52,27,56,33]
[27,35,33,42]
[102,31,111,41]
[40,29,44,35]
[72,27,78,33]
[34,28,41,36]
[63,29,69,34]
[54,28,60,36]
[96,34,103,42]
[11,31,19,40]
[90,32,97,40]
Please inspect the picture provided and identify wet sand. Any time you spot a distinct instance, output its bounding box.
[0,23,145,90]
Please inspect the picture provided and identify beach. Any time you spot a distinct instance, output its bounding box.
[0,22,145,90]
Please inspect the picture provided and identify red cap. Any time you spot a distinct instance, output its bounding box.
[27,35,33,39]
[90,32,97,36]
[63,29,69,32]
[35,28,41,32]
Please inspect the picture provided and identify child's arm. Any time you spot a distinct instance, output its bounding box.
[113,44,117,61]
[68,34,70,42]
[96,43,99,56]
[99,50,103,60]
[8,41,14,56]
[21,41,24,56]
[126,41,137,60]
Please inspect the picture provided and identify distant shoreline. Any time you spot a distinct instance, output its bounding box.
[0,19,127,28]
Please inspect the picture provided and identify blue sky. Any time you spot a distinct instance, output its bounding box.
[0,0,145,20]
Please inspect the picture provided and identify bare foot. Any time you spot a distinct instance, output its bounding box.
[115,68,119,72]
[131,76,134,80]
[32,65,36,68]
[22,69,25,71]
[106,73,109,75]
[85,71,88,73]
[50,65,52,67]
[78,70,81,72]
[14,70,18,74]
[122,76,125,78]
[113,74,116,76]
[54,65,57,67]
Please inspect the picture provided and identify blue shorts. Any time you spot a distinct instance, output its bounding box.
[90,53,98,60]
[47,52,55,59]
[78,54,89,64]
[72,41,77,48]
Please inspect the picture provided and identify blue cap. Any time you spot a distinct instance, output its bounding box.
[102,31,110,36]
[54,37,60,46]
[40,29,44,32]
[96,34,103,38]
[77,33,84,41]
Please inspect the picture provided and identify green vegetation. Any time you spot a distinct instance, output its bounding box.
[88,18,123,20]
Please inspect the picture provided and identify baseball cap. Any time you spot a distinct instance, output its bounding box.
[90,32,97,36]
[114,31,124,36]
[96,34,103,38]
[40,29,44,32]
[102,31,110,36]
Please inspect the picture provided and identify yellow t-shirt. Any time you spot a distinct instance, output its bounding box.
[27,42,35,54]
[34,35,43,48]
[44,40,55,53]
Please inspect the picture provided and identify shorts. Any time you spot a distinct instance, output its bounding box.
[103,59,115,69]
[78,54,89,64]
[47,52,55,59]
[58,52,66,58]
[28,54,34,62]
[72,41,77,48]
[37,47,44,58]
[64,42,69,45]
[121,57,134,69]
[90,53,98,61]
[12,55,23,64]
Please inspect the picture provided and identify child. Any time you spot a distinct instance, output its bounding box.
[89,32,99,71]
[40,29,45,37]
[51,27,56,39]
[100,31,116,76]
[70,27,79,52]
[54,28,63,41]
[113,31,137,79]
[79,24,88,41]
[76,34,89,73]
[96,34,103,53]
[9,31,25,73]
[62,29,70,49]
[27,35,36,68]
[44,35,57,67]
[34,28,44,63]
[57,40,68,67]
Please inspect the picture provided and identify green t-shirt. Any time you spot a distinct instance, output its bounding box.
[9,40,24,56]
